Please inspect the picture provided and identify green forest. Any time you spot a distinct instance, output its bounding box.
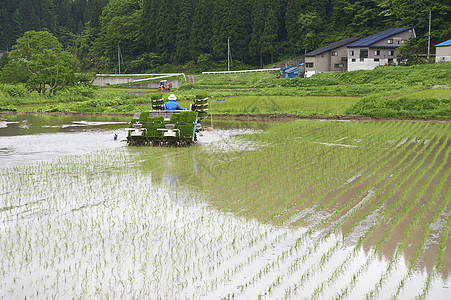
[0,0,450,73]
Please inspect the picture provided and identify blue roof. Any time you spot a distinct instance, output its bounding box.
[347,27,414,47]
[280,65,295,71]
[435,39,451,47]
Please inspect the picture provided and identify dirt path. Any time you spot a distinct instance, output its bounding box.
[384,89,426,99]
[187,75,195,84]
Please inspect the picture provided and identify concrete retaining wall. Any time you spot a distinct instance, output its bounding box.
[124,79,182,89]
[92,76,182,89]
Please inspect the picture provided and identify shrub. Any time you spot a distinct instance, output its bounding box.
[61,86,95,98]
[178,83,195,90]
[347,95,451,118]
[195,92,208,99]
[0,104,17,111]
[151,93,163,100]
[0,84,28,97]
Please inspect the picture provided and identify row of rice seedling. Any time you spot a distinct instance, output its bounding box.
[1,119,449,298]
[0,147,291,298]
[295,132,437,299]
[210,122,426,298]
[392,167,450,299]
[363,132,450,299]
[302,123,448,299]
[199,120,450,298]
[338,137,446,300]
[174,121,424,298]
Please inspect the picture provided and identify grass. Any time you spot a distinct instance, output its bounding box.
[210,95,360,115]
[391,88,451,99]
[1,62,450,118]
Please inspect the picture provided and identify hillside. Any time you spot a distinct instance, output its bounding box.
[1,0,450,74]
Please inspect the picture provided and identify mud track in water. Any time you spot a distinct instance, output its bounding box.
[212,113,451,123]
[2,111,450,122]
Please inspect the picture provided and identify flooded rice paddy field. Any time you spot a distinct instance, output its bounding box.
[0,114,450,299]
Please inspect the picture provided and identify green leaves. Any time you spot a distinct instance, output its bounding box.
[1,30,76,95]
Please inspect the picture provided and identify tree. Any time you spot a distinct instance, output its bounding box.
[90,0,103,29]
[0,51,9,71]
[249,0,266,62]
[397,37,423,65]
[261,7,279,66]
[175,0,194,62]
[298,11,326,52]
[285,0,302,54]
[210,0,251,62]
[189,0,213,61]
[1,30,76,95]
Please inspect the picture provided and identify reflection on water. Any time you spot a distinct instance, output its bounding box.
[0,114,271,169]
[0,146,449,299]
[1,115,448,299]
[0,114,130,168]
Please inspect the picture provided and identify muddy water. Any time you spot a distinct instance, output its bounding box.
[0,114,129,168]
[0,115,449,299]
[0,114,270,168]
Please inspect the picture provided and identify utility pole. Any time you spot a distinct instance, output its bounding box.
[427,10,431,61]
[227,38,232,71]
[118,43,121,74]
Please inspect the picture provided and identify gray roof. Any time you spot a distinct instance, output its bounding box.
[305,37,361,56]
[347,27,414,47]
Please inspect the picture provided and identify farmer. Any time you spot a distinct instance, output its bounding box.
[162,94,185,110]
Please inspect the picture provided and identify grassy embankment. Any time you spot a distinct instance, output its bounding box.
[0,62,450,118]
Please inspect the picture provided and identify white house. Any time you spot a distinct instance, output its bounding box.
[435,39,451,63]
[347,27,416,71]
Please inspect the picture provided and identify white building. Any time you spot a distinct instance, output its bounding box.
[347,27,416,71]
[435,39,451,63]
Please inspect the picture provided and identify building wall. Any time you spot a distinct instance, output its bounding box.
[304,44,350,77]
[305,53,330,75]
[330,45,349,73]
[371,30,414,48]
[347,57,398,71]
[347,29,414,71]
[435,46,451,63]
[304,56,317,77]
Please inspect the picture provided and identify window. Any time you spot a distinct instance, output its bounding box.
[388,50,394,56]
[351,58,356,62]
[374,50,380,56]
[334,63,344,68]
[374,58,380,62]
[331,51,338,56]
[360,49,368,58]
[360,58,365,62]
[387,39,393,44]
[321,54,324,57]
[349,50,354,56]
[306,62,314,68]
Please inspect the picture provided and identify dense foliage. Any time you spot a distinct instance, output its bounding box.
[0,31,78,95]
[0,0,108,49]
[0,61,449,119]
[1,0,450,73]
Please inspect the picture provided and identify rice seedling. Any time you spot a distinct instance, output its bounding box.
[0,119,449,299]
